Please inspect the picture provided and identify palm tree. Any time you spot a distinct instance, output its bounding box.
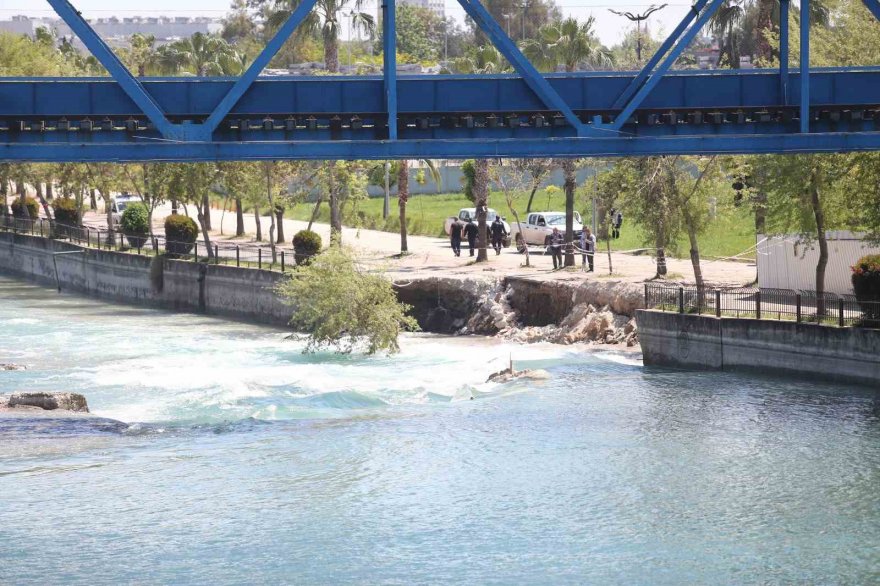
[128,33,159,77]
[521,16,612,72]
[397,159,440,254]
[450,46,508,74]
[267,0,375,73]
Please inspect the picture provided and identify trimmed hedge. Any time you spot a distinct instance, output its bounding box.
[121,202,150,248]
[164,214,199,257]
[52,198,80,228]
[293,229,322,265]
[10,196,39,220]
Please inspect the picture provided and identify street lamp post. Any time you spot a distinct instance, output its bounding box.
[609,4,667,65]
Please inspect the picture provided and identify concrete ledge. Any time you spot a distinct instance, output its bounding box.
[637,309,880,387]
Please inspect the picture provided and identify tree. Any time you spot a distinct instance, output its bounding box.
[376,4,444,62]
[521,16,612,72]
[126,33,159,76]
[85,163,123,244]
[472,0,561,45]
[124,164,171,237]
[511,159,554,213]
[275,246,419,354]
[491,166,531,266]
[760,154,848,314]
[560,158,579,266]
[396,160,439,254]
[173,163,219,261]
[263,0,375,73]
[450,45,508,74]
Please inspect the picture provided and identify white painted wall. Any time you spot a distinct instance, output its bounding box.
[757,231,880,295]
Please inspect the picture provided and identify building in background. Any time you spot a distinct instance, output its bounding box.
[0,15,222,50]
[398,0,445,19]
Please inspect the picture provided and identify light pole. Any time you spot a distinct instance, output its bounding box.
[609,4,667,65]
[503,13,513,37]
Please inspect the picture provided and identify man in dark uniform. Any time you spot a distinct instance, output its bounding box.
[450,217,463,257]
[490,216,507,255]
[463,217,479,257]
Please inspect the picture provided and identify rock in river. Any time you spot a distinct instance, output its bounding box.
[1,392,90,413]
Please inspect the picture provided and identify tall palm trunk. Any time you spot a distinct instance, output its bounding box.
[235,197,245,236]
[398,160,410,254]
[474,159,490,262]
[562,159,577,266]
[324,34,339,73]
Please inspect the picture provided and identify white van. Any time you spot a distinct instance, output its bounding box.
[110,194,142,228]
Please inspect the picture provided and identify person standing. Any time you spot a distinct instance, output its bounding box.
[490,216,507,255]
[580,226,596,272]
[549,227,564,269]
[450,217,463,257]
[463,217,479,257]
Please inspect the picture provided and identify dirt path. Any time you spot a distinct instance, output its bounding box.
[83,202,757,287]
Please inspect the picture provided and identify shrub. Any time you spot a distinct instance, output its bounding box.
[52,198,80,227]
[10,196,39,220]
[852,254,880,324]
[121,202,150,248]
[164,214,199,257]
[275,246,419,354]
[292,229,322,265]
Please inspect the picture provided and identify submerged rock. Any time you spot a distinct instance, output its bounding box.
[2,392,89,413]
[1,363,27,371]
[486,366,550,384]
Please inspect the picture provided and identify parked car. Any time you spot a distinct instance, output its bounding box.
[444,208,511,247]
[109,194,142,229]
[509,211,583,252]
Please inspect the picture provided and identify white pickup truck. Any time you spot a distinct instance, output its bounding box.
[509,211,583,252]
[444,208,511,247]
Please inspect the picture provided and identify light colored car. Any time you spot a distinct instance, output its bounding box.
[109,194,141,228]
[509,211,583,252]
[444,208,511,247]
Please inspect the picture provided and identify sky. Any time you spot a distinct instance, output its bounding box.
[6,0,694,47]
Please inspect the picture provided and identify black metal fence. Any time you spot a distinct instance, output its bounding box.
[1,215,296,273]
[645,283,880,328]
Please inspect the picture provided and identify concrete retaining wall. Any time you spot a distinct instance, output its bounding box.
[637,309,880,387]
[0,232,291,326]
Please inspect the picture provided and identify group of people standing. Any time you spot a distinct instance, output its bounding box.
[449,215,509,258]
[547,226,596,271]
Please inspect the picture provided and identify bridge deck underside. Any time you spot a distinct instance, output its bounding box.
[3,68,880,160]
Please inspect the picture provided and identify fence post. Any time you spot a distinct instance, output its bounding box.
[281,250,285,273]
[838,298,845,327]
[715,289,721,318]
[214,244,219,265]
[796,294,802,323]
[678,287,684,314]
[258,248,262,270]
[755,290,761,320]
[236,245,240,268]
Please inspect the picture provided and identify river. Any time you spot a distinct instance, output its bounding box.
[0,276,878,585]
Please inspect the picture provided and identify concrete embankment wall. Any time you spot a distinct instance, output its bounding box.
[0,232,291,326]
[637,310,880,387]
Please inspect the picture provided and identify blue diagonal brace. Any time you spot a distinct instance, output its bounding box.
[862,0,880,21]
[602,0,725,132]
[457,0,587,135]
[46,0,176,139]
[202,0,319,136]
[612,0,710,110]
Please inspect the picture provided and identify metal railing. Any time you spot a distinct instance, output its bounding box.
[1,215,297,273]
[645,283,880,328]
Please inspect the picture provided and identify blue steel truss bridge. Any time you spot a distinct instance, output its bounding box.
[4,0,880,162]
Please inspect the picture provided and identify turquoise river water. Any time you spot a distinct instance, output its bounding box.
[0,276,878,585]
